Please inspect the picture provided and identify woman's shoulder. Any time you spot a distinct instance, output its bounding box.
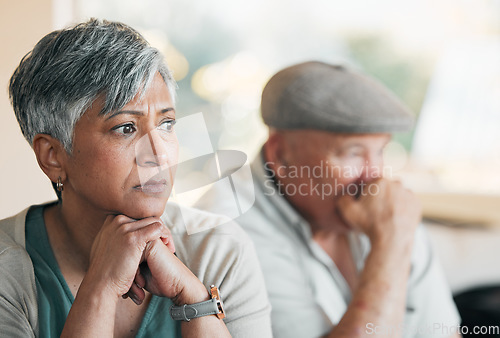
[0,208,37,296]
[0,206,39,308]
[0,228,39,337]
[0,203,53,248]
[0,228,34,281]
[0,228,27,258]
[0,208,29,245]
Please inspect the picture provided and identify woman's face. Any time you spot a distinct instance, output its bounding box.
[62,73,178,219]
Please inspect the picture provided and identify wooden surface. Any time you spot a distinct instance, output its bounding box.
[417,192,500,227]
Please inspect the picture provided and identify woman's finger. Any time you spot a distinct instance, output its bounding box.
[161,235,176,254]
[130,221,170,250]
[126,281,145,305]
[135,268,146,289]
[159,223,175,253]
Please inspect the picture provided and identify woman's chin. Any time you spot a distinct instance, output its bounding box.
[124,198,169,219]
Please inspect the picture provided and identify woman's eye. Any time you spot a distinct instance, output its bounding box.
[113,123,137,135]
[158,119,176,133]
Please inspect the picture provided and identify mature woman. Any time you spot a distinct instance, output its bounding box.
[0,19,271,337]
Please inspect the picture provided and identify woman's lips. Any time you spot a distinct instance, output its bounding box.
[134,179,168,194]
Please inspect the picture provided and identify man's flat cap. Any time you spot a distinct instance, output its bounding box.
[261,61,414,133]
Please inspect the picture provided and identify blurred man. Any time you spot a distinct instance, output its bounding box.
[196,62,461,338]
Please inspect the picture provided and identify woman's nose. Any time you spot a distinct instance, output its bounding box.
[135,130,171,167]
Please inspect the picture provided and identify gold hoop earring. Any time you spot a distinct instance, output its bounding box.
[56,176,64,192]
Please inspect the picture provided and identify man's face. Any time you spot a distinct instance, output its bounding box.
[275,130,391,230]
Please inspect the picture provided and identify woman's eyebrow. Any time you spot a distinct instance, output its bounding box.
[105,107,175,120]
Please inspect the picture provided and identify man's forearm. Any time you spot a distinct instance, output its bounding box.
[326,238,414,338]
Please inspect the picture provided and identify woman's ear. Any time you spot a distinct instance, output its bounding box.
[32,134,67,184]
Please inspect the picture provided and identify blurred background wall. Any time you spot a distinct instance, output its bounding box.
[0,0,64,218]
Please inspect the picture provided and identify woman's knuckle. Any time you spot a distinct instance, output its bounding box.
[124,232,137,245]
[120,222,132,233]
[115,215,129,224]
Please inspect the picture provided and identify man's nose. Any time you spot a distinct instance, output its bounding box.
[360,155,383,182]
[136,130,170,167]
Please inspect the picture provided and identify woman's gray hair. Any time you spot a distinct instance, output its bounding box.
[9,18,177,153]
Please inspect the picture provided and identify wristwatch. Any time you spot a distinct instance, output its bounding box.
[170,285,225,321]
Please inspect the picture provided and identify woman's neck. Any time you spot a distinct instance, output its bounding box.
[44,201,106,273]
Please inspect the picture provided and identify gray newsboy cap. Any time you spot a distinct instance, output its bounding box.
[261,61,414,133]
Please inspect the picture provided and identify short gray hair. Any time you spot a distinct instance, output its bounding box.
[9,18,177,153]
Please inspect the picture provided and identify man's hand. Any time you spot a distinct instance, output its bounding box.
[336,178,421,246]
[325,179,423,337]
